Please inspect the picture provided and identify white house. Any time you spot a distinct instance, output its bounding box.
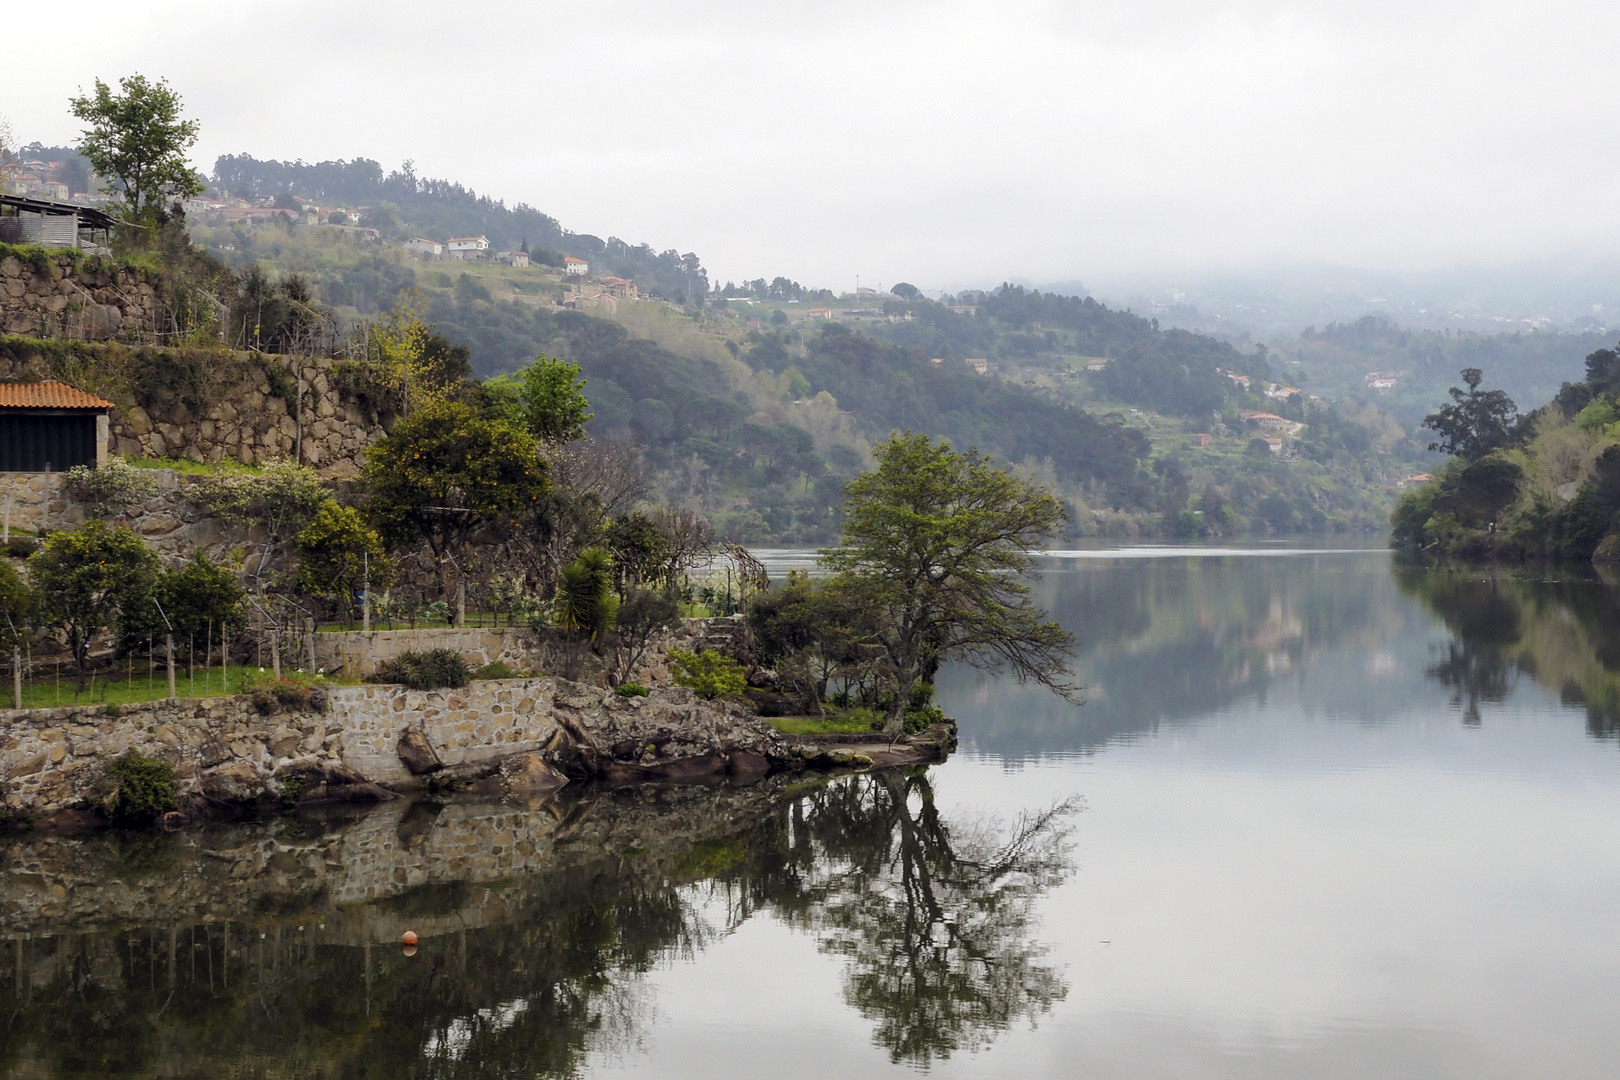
[448,235,490,260]
[404,237,443,258]
[564,256,588,276]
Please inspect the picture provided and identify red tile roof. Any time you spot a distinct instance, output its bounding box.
[0,380,115,410]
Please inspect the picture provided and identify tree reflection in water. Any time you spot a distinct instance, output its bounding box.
[759,769,1080,1065]
[0,770,1078,1076]
[1399,563,1620,738]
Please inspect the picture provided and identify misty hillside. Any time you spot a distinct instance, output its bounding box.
[190,153,1440,539]
[211,155,710,302]
[1269,316,1606,427]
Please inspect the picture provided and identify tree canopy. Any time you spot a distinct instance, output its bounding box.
[821,432,1076,733]
[1422,368,1520,459]
[361,400,547,606]
[69,74,202,222]
[31,521,160,690]
[488,356,593,443]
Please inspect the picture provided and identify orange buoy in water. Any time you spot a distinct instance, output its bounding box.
[402,944,418,957]
[402,930,418,946]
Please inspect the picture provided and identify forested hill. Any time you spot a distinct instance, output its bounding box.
[210,155,709,302]
[194,157,1424,540]
[1271,315,1607,427]
[417,290,1153,493]
[759,323,1148,485]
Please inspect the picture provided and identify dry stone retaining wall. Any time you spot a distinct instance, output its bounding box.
[315,627,536,678]
[107,355,383,477]
[0,252,165,342]
[315,616,755,684]
[0,342,386,480]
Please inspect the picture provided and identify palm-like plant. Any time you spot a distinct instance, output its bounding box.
[556,548,618,640]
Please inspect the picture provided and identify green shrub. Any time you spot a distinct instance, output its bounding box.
[243,673,329,714]
[471,660,519,680]
[369,648,470,690]
[615,682,649,697]
[904,705,946,733]
[103,750,178,823]
[668,649,747,700]
[5,537,36,558]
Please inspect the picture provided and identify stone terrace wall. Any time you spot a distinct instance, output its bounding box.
[0,337,386,479]
[0,467,247,561]
[315,627,536,679]
[0,679,565,819]
[0,251,166,342]
[315,616,755,682]
[109,355,382,477]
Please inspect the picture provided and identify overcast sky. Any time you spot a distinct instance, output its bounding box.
[4,0,1617,292]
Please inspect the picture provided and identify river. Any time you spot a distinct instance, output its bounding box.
[4,543,1619,1078]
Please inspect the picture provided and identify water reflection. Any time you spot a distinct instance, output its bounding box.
[938,551,1426,757]
[1397,563,1620,738]
[766,772,1078,1065]
[0,772,1076,1077]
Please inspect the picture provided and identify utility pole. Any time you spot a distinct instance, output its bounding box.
[362,551,371,632]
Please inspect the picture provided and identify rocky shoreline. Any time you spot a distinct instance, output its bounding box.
[0,675,957,832]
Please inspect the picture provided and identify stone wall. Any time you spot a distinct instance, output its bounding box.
[314,616,754,682]
[0,251,167,342]
[109,355,383,478]
[0,339,387,479]
[315,626,535,678]
[328,678,559,787]
[0,467,249,562]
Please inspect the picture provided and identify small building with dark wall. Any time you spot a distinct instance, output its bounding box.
[0,381,112,471]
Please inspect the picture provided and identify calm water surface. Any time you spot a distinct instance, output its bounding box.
[7,545,1620,1078]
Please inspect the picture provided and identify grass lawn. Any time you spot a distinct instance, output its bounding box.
[10,663,260,709]
[767,713,880,737]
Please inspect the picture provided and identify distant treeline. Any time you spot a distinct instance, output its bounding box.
[1282,315,1607,425]
[210,155,710,303]
[867,284,1274,419]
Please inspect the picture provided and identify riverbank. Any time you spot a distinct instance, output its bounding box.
[0,674,957,831]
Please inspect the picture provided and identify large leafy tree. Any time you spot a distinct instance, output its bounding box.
[68,74,203,223]
[1422,368,1520,460]
[31,521,159,690]
[296,502,392,621]
[488,356,593,443]
[154,554,246,668]
[362,400,547,609]
[821,432,1075,734]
